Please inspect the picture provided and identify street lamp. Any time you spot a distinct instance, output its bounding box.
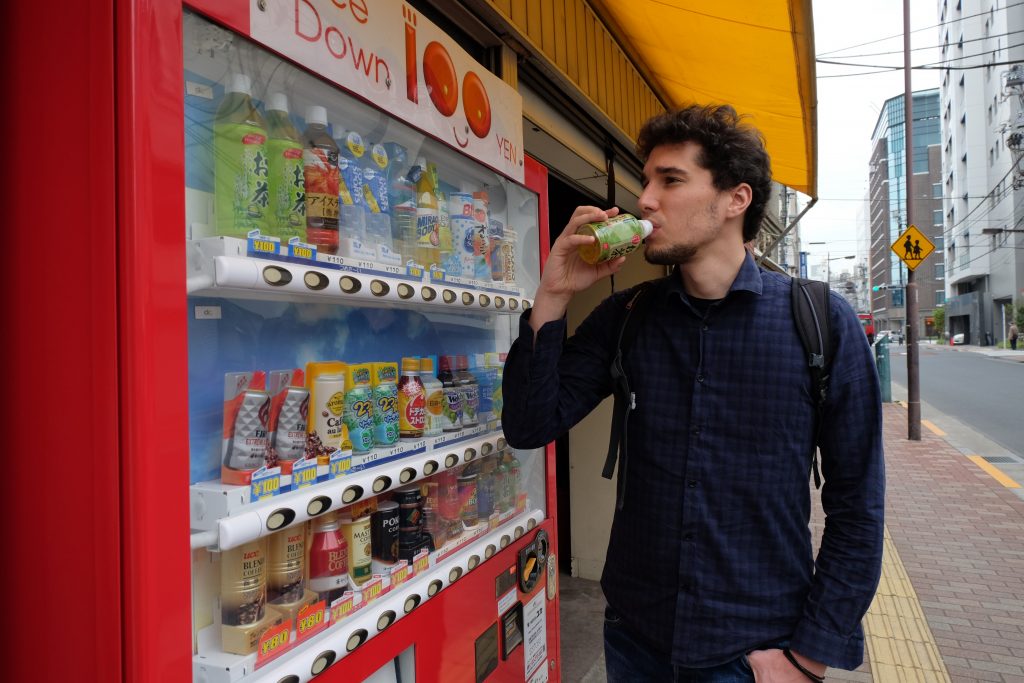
[981,227,1024,235]
[808,243,855,285]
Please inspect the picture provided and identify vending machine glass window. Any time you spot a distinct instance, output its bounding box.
[183,10,545,680]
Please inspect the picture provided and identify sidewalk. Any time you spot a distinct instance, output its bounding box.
[560,402,1024,682]
[917,340,1024,362]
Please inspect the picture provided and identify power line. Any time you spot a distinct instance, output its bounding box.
[818,58,1023,78]
[817,41,1024,71]
[829,29,1024,59]
[816,0,1024,57]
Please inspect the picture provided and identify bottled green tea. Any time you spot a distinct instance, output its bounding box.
[213,73,269,237]
[264,93,305,239]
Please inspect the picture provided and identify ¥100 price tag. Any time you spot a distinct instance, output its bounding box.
[250,467,282,502]
[290,458,319,490]
[329,449,352,479]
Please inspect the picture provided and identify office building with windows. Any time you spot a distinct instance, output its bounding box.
[867,89,944,337]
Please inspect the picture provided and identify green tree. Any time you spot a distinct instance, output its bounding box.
[1016,300,1024,330]
[932,306,945,340]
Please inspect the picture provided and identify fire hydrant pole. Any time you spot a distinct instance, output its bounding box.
[904,0,921,440]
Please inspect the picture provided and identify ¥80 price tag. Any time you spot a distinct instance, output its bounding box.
[250,467,282,503]
[296,601,327,641]
[255,620,292,668]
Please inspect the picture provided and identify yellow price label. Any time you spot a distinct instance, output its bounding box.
[292,246,313,260]
[298,609,324,635]
[252,239,277,254]
[294,467,317,487]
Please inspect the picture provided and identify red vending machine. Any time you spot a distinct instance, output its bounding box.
[9,2,557,682]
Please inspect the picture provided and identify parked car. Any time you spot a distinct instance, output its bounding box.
[952,332,965,345]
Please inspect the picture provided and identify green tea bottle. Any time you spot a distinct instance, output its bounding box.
[264,93,305,239]
[213,73,269,238]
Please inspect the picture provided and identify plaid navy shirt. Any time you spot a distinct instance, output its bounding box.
[503,254,884,669]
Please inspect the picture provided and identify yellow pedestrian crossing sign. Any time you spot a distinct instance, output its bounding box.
[892,225,935,271]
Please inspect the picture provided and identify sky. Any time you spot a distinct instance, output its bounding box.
[802,0,942,263]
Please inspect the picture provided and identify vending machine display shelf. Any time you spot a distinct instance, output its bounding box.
[191,430,507,551]
[192,509,545,683]
[187,237,533,313]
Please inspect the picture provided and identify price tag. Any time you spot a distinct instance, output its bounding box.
[250,467,282,502]
[330,592,355,623]
[390,561,411,586]
[255,620,292,668]
[248,233,281,257]
[406,263,425,279]
[287,238,317,261]
[290,457,319,490]
[329,449,352,479]
[361,575,384,603]
[413,549,430,574]
[429,265,447,282]
[296,601,327,641]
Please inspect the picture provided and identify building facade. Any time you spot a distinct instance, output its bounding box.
[868,89,944,337]
[938,0,1024,345]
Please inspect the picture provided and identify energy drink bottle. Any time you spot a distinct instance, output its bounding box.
[213,73,269,237]
[397,357,425,439]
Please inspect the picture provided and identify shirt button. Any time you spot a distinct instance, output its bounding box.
[687,480,698,488]
[697,375,705,383]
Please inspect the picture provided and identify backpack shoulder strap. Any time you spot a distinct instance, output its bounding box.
[791,277,832,488]
[602,282,654,496]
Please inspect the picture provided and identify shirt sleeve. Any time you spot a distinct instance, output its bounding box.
[502,290,630,449]
[790,293,886,669]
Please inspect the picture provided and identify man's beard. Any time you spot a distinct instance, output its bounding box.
[644,242,698,265]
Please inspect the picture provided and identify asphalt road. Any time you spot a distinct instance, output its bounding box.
[888,343,1024,459]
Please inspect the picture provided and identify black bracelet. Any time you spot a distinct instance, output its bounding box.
[782,648,825,683]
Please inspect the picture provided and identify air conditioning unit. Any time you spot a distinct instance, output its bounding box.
[1007,65,1024,88]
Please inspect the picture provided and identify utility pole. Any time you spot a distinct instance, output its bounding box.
[904,0,921,440]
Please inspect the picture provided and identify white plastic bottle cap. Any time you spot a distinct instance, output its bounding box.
[227,73,252,95]
[638,219,654,238]
[267,92,289,113]
[306,105,328,126]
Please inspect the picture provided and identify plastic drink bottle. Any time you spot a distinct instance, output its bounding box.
[370,362,399,446]
[456,355,479,427]
[335,128,367,243]
[342,364,375,453]
[413,157,440,267]
[264,93,305,239]
[397,357,425,438]
[419,357,445,437]
[213,73,268,237]
[302,106,340,254]
[437,355,463,432]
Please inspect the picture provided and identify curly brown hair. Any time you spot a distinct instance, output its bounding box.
[636,104,773,242]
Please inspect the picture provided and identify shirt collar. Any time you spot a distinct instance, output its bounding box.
[663,251,765,300]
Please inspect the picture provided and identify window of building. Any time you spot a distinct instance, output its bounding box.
[934,262,945,279]
[933,209,943,225]
[933,183,942,198]
[936,290,946,305]
[934,236,943,250]
[893,288,905,307]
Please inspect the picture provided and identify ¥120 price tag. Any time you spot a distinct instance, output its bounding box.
[250,467,282,502]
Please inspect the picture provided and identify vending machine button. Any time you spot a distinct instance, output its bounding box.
[397,283,415,299]
[342,486,363,504]
[372,476,392,493]
[468,555,480,570]
[370,279,389,296]
[310,650,336,675]
[462,292,474,305]
[493,296,505,309]
[423,460,439,475]
[464,447,477,461]
[339,275,361,293]
[376,610,396,631]
[400,467,416,483]
[262,265,292,286]
[509,298,519,310]
[404,594,421,613]
[265,508,295,531]
[421,286,437,301]
[449,567,463,582]
[445,453,459,468]
[478,294,491,307]
[442,289,457,303]
[346,630,368,652]
[304,271,329,290]
[307,496,332,516]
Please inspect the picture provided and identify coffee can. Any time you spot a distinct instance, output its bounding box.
[457,473,479,527]
[371,500,400,563]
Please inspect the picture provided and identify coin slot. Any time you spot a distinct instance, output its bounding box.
[421,286,436,301]
[372,476,392,493]
[262,266,292,286]
[376,610,396,631]
[342,486,363,504]
[449,567,463,582]
[399,467,416,484]
[339,275,361,293]
[468,555,480,570]
[310,650,336,675]
[265,508,295,531]
[304,271,329,290]
[397,283,415,299]
[442,289,457,303]
[478,294,491,307]
[509,298,519,310]
[445,453,459,468]
[494,296,505,309]
[462,292,474,305]
[346,629,368,652]
[369,279,389,296]
[423,460,439,475]
[404,594,421,613]
[307,496,332,517]
[428,579,443,596]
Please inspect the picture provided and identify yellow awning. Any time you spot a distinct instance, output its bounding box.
[588,0,818,198]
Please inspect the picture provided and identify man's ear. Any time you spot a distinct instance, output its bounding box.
[725,183,752,218]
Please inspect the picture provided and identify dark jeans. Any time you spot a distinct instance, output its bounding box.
[604,606,765,683]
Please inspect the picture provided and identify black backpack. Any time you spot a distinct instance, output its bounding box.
[603,277,832,509]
